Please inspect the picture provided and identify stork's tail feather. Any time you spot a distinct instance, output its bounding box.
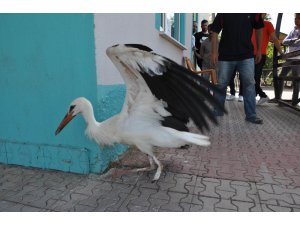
[181,132,210,146]
[162,125,210,147]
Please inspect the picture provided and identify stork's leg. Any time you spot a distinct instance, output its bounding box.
[135,145,163,182]
[135,155,156,172]
[149,154,163,182]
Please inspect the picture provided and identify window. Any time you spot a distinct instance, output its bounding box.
[159,13,180,41]
[155,13,186,48]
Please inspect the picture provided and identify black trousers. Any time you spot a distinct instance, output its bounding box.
[254,55,267,98]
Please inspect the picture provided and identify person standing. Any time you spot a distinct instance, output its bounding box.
[252,13,283,105]
[211,13,264,124]
[193,19,209,69]
[199,24,218,81]
[277,13,300,105]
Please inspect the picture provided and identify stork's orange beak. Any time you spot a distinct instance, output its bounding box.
[55,112,75,135]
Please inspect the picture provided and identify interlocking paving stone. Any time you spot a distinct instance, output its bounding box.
[20,188,63,209]
[118,187,157,212]
[158,192,193,212]
[151,189,170,201]
[50,192,91,211]
[214,199,237,211]
[0,200,43,212]
[168,174,195,194]
[72,204,96,212]
[195,177,221,198]
[190,196,220,212]
[95,192,130,212]
[147,197,169,212]
[261,204,293,212]
[231,182,259,203]
[232,200,262,212]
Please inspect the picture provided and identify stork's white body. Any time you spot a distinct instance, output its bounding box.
[82,98,209,149]
[73,95,209,181]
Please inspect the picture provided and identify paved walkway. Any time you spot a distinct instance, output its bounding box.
[0,88,299,212]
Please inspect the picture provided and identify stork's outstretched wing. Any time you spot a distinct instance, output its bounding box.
[106,44,225,132]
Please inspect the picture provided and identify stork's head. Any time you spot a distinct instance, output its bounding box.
[55,97,92,135]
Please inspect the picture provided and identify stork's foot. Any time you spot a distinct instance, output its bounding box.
[111,165,156,179]
[180,144,190,149]
[152,164,163,182]
[110,154,157,179]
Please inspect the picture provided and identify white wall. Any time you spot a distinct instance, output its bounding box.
[94,13,193,85]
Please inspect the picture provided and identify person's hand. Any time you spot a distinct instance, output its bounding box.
[211,52,218,67]
[255,51,262,64]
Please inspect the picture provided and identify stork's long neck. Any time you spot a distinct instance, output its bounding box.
[81,102,118,146]
[81,103,98,127]
[82,104,116,145]
[81,103,101,142]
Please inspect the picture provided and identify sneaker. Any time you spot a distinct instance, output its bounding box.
[257,96,270,105]
[226,95,236,101]
[238,96,244,102]
[245,117,263,124]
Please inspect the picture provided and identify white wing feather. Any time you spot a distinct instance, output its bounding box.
[106,44,169,118]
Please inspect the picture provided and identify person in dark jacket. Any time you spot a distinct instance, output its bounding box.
[193,19,209,69]
[211,13,264,124]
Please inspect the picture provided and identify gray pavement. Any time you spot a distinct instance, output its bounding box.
[0,87,300,212]
[1,164,300,212]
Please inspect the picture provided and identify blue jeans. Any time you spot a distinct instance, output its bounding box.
[215,58,257,119]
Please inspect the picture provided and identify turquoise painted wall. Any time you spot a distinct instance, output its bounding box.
[155,13,161,30]
[0,13,128,174]
[179,13,186,45]
[95,84,128,170]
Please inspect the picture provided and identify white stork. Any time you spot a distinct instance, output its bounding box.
[55,44,225,181]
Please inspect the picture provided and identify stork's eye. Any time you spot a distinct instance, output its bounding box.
[69,105,75,112]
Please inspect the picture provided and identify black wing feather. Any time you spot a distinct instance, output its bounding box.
[165,73,214,130]
[138,54,226,132]
[140,70,190,130]
[166,78,210,131]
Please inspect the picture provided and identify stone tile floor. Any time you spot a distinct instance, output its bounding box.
[0,87,299,212]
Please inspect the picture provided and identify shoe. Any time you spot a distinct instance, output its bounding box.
[268,98,279,103]
[238,96,244,102]
[245,117,263,124]
[257,96,270,105]
[226,95,236,101]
